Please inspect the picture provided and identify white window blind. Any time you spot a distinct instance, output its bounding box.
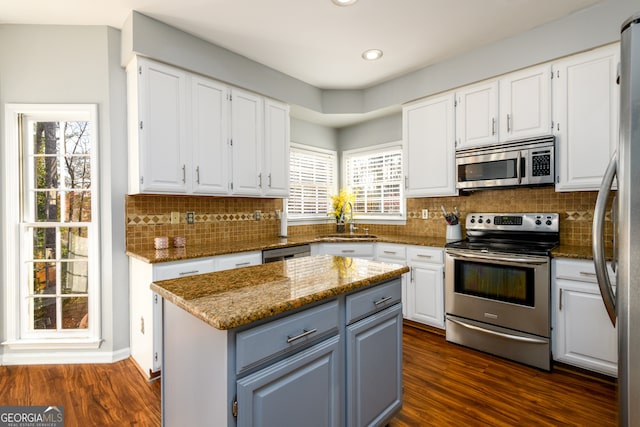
[288,144,337,219]
[344,143,403,218]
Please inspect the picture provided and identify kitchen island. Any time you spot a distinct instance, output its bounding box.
[151,254,409,427]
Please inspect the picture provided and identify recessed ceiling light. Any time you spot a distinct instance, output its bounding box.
[362,49,383,61]
[332,0,358,6]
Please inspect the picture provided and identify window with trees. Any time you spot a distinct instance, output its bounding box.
[3,104,100,345]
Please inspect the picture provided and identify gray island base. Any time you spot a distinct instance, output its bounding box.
[152,255,408,427]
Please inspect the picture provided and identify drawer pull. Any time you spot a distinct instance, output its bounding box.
[341,250,355,253]
[383,251,397,255]
[416,254,433,258]
[579,271,597,277]
[179,270,199,276]
[286,328,318,344]
[373,296,393,306]
[235,262,251,267]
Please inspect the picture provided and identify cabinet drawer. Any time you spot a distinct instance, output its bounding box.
[216,251,262,271]
[153,258,216,281]
[236,300,339,374]
[554,259,615,284]
[318,243,375,258]
[406,246,443,266]
[345,279,402,325]
[376,244,406,261]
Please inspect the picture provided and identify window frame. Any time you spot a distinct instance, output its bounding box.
[342,141,406,224]
[2,104,101,349]
[287,143,338,224]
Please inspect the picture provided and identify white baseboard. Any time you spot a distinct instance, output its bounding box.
[0,347,130,365]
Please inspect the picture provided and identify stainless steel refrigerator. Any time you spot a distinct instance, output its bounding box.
[593,12,640,426]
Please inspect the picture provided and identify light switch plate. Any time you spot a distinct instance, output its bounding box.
[170,211,180,224]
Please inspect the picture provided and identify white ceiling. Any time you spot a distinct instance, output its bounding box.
[1,0,601,91]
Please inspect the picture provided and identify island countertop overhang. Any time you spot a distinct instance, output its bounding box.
[151,254,409,330]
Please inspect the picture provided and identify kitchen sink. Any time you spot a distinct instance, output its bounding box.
[319,234,377,241]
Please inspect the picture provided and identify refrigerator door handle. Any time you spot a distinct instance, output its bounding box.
[593,152,617,326]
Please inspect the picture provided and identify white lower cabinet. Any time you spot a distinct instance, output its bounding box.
[376,244,408,317]
[315,242,375,260]
[406,246,445,329]
[552,258,617,377]
[129,251,261,379]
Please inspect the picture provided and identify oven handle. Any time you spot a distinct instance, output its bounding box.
[446,249,547,265]
[447,317,548,345]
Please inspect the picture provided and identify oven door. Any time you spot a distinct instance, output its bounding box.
[456,149,524,189]
[444,249,550,337]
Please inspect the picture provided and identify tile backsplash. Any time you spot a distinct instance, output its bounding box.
[126,187,613,251]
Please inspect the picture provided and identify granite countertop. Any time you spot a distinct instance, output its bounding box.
[127,233,448,263]
[151,255,410,330]
[552,244,613,261]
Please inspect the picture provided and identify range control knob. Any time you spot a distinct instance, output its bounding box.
[535,219,542,225]
[470,218,476,224]
[486,219,491,224]
[478,219,483,224]
[546,220,552,226]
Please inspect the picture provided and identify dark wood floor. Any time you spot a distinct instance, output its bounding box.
[0,325,616,426]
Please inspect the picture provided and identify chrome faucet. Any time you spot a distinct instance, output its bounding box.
[340,201,358,234]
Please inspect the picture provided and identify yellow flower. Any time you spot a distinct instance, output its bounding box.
[329,188,355,223]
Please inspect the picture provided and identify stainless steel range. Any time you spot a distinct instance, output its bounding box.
[444,213,559,371]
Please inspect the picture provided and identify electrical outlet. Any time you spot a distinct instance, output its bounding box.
[422,209,429,219]
[254,210,262,221]
[186,211,195,224]
[170,211,180,224]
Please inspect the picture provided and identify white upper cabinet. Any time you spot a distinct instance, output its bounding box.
[191,75,230,195]
[455,65,552,149]
[499,64,552,141]
[263,99,290,197]
[553,43,619,192]
[231,88,263,195]
[403,93,457,197]
[455,81,499,149]
[127,56,290,197]
[128,57,189,193]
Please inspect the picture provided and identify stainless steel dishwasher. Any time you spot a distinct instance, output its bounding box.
[262,244,311,263]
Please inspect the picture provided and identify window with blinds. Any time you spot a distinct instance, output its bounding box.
[344,143,404,218]
[288,144,337,219]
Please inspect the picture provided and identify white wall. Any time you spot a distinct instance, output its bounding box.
[291,118,338,151]
[0,25,129,362]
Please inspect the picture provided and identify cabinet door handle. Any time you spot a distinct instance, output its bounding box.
[341,250,355,253]
[268,173,272,188]
[287,328,317,343]
[196,166,200,184]
[404,176,408,189]
[492,117,496,135]
[258,173,262,188]
[559,288,563,311]
[416,254,433,258]
[374,296,393,306]
[182,165,186,183]
[179,270,199,276]
[507,114,511,132]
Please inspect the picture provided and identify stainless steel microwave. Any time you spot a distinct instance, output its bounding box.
[455,136,555,190]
